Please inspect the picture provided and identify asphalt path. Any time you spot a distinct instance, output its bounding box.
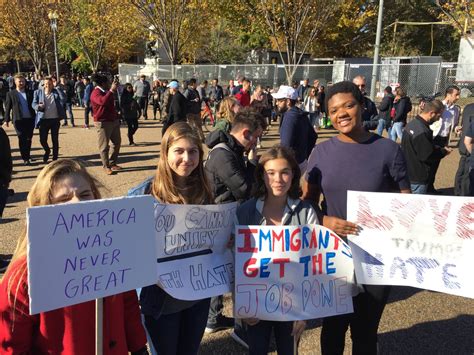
[0,107,473,354]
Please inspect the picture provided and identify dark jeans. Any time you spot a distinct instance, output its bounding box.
[84,102,92,126]
[13,118,35,161]
[207,295,223,325]
[39,119,60,160]
[321,285,391,355]
[144,298,210,355]
[153,101,160,120]
[247,320,294,355]
[137,96,148,119]
[454,155,471,196]
[125,116,138,144]
[63,102,74,125]
[0,186,8,218]
[428,135,449,191]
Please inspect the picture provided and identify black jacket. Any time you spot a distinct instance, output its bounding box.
[183,87,201,114]
[361,96,378,130]
[401,116,447,184]
[168,91,188,125]
[458,103,474,156]
[393,96,412,124]
[4,89,35,123]
[0,127,12,187]
[378,93,395,125]
[204,129,255,203]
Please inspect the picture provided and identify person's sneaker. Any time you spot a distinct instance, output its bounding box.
[83,124,89,129]
[205,315,234,334]
[104,167,114,175]
[110,165,123,171]
[230,328,249,349]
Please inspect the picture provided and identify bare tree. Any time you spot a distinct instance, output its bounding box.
[249,0,341,84]
[130,0,198,66]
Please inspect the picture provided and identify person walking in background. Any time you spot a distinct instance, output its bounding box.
[353,75,378,131]
[214,96,240,133]
[121,83,140,146]
[184,78,205,141]
[224,79,235,97]
[0,125,12,271]
[234,79,251,107]
[390,87,412,142]
[428,85,461,193]
[303,86,320,130]
[83,77,93,129]
[377,86,395,137]
[32,76,66,163]
[58,75,75,127]
[296,78,311,105]
[163,80,188,135]
[90,74,122,175]
[134,74,151,120]
[273,85,317,174]
[151,79,161,121]
[401,99,451,194]
[74,75,85,107]
[209,78,224,110]
[3,74,36,165]
[317,85,329,128]
[0,124,12,220]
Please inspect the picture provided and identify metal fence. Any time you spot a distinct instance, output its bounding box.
[118,62,474,98]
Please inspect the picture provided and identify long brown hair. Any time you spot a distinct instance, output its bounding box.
[2,159,102,312]
[252,145,302,200]
[217,96,238,125]
[151,122,213,204]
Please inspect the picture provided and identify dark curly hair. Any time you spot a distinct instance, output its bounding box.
[325,81,364,111]
[252,145,302,199]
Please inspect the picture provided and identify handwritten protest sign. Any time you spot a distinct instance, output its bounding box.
[347,191,474,299]
[27,196,157,314]
[234,225,355,321]
[154,202,238,300]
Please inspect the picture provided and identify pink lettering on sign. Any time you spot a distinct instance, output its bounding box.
[390,199,424,229]
[429,199,451,235]
[357,196,393,231]
[456,203,474,239]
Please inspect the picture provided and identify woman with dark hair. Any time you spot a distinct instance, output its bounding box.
[390,86,412,142]
[128,122,213,355]
[236,145,317,355]
[120,83,140,146]
[302,81,411,355]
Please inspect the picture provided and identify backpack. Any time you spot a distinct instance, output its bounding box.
[404,97,412,114]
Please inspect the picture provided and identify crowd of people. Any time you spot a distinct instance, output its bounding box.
[0,69,472,354]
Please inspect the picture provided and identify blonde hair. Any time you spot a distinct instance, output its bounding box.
[3,159,102,312]
[152,122,213,204]
[217,96,238,126]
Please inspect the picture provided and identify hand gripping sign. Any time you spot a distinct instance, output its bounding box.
[234,224,355,321]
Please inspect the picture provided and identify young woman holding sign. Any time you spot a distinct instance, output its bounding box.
[128,122,213,355]
[236,145,318,355]
[302,81,411,355]
[0,159,148,354]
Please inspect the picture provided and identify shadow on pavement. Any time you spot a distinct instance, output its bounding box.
[379,314,474,353]
[387,286,422,303]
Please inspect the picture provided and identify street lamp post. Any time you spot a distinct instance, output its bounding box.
[370,0,384,101]
[48,10,60,78]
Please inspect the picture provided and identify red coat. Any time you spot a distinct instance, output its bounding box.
[0,258,147,354]
[235,89,250,107]
[90,87,119,122]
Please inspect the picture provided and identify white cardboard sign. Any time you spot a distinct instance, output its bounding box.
[27,196,157,314]
[234,225,355,321]
[154,202,238,300]
[347,191,474,299]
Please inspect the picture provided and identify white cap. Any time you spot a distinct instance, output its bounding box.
[271,85,298,100]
